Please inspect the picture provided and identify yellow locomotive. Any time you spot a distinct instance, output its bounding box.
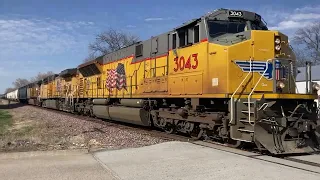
[23,8,320,154]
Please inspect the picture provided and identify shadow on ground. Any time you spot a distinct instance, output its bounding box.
[0,99,25,109]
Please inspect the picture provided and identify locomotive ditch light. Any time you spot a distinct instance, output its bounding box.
[276,81,285,89]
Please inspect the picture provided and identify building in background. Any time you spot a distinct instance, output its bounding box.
[295,65,320,107]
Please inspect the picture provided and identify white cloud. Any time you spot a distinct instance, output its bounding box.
[0,16,96,92]
[291,13,320,20]
[145,17,164,21]
[261,5,320,31]
[0,17,95,56]
[268,20,312,30]
[295,6,320,13]
[144,17,176,22]
[126,25,136,28]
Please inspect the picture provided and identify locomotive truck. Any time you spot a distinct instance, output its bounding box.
[5,8,320,155]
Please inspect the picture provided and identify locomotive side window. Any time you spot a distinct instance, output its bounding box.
[194,25,199,43]
[172,33,177,49]
[135,44,143,57]
[178,30,186,47]
[97,76,101,89]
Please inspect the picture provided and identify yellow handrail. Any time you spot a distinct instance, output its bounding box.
[229,58,252,124]
[248,59,272,125]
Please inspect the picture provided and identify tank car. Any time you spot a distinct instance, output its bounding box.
[23,8,320,155]
[6,89,18,101]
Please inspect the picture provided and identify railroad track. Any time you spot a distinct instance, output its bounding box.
[30,104,188,142]
[283,156,320,168]
[30,104,320,174]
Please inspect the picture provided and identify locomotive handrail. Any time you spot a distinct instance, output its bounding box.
[229,57,252,124]
[150,65,167,77]
[248,59,272,126]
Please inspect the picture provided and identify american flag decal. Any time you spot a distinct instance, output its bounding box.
[106,63,127,91]
[275,60,287,80]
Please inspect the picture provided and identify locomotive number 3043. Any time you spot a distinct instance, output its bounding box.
[173,53,198,72]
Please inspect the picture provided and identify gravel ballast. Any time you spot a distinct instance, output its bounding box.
[0,104,171,152]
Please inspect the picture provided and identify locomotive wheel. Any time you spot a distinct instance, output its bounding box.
[164,124,175,134]
[190,129,203,140]
[70,107,74,114]
[226,139,243,148]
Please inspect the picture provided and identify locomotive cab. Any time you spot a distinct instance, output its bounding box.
[202,9,320,154]
[205,9,299,95]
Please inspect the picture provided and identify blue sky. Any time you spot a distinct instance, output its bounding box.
[1,0,320,93]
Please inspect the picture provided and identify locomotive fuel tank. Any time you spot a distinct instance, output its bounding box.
[120,99,146,108]
[92,99,151,126]
[92,99,109,105]
[108,106,151,126]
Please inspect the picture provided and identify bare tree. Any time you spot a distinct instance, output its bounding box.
[293,21,320,65]
[88,28,139,57]
[4,71,55,94]
[4,87,15,93]
[30,71,55,82]
[12,78,30,88]
[83,53,98,63]
[292,47,309,67]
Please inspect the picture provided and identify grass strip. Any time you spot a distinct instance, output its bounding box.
[0,110,13,135]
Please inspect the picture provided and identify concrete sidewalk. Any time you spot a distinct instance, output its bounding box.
[1,142,319,180]
[94,141,320,180]
[0,149,117,180]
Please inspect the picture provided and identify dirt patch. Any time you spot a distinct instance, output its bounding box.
[0,105,170,152]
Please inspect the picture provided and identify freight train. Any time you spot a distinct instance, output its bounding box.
[4,8,320,155]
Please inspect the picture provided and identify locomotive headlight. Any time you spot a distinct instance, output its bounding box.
[275,38,281,44]
[277,81,285,89]
[274,36,281,54]
[275,45,281,51]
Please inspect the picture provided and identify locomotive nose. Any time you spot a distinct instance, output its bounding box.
[273,31,293,60]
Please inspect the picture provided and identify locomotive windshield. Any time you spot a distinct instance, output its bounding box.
[251,20,268,30]
[208,20,247,38]
[207,20,268,38]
